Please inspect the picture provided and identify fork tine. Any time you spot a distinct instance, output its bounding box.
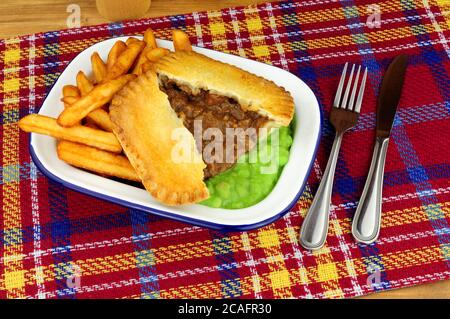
[348,65,361,111]
[340,64,355,109]
[333,62,348,108]
[354,67,368,113]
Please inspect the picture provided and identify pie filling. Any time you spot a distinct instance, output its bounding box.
[159,76,269,179]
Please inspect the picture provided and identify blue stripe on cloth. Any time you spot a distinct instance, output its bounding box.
[108,22,125,37]
[169,14,187,30]
[337,163,450,195]
[1,162,44,185]
[312,98,449,141]
[398,0,450,266]
[401,3,450,104]
[43,31,61,92]
[48,179,74,298]
[279,0,328,140]
[391,116,450,265]
[339,0,391,291]
[210,231,242,298]
[355,101,450,132]
[290,52,449,80]
[130,209,160,299]
[0,108,19,125]
[0,210,130,246]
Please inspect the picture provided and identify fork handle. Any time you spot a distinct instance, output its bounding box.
[352,136,389,244]
[300,132,343,250]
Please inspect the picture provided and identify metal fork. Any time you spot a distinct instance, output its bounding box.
[299,63,368,250]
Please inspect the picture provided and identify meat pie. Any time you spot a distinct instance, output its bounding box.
[110,51,294,205]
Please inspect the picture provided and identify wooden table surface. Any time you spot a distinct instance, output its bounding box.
[1,0,449,299]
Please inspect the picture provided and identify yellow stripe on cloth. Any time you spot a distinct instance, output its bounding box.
[257,226,293,298]
[5,243,445,296]
[244,9,273,64]
[434,0,450,31]
[106,241,449,299]
[37,37,103,60]
[2,37,25,298]
[329,201,450,237]
[282,24,435,53]
[311,247,344,298]
[0,197,445,286]
[207,10,230,53]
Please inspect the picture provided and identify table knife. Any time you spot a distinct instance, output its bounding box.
[352,55,408,244]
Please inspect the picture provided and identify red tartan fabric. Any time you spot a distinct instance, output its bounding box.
[0,0,449,298]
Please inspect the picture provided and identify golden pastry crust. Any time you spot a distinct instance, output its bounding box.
[110,70,209,206]
[155,51,294,126]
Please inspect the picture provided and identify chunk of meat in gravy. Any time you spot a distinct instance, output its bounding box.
[159,76,268,178]
[205,93,227,106]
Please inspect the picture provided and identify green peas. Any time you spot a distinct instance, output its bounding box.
[206,182,214,196]
[278,148,290,166]
[250,182,262,197]
[236,165,251,177]
[236,184,249,198]
[201,196,222,208]
[279,126,290,137]
[216,182,231,198]
[280,135,293,147]
[209,197,222,208]
[231,202,245,209]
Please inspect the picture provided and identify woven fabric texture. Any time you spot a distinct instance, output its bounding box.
[0,0,450,298]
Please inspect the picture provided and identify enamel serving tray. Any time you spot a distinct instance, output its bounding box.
[30,36,321,231]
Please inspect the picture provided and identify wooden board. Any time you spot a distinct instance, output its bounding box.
[0,0,264,39]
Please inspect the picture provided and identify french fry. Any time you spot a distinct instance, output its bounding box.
[61,96,78,105]
[132,47,152,75]
[126,37,139,46]
[140,62,154,74]
[57,141,140,182]
[62,85,80,108]
[61,96,112,129]
[103,41,145,82]
[57,74,135,127]
[76,71,94,96]
[132,29,159,75]
[146,48,169,62]
[107,40,127,71]
[143,28,157,48]
[85,108,114,132]
[19,114,122,153]
[172,30,192,52]
[63,85,80,98]
[91,52,107,83]
[84,118,101,130]
[62,86,114,131]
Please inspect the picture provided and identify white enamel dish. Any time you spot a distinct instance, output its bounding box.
[30,36,321,231]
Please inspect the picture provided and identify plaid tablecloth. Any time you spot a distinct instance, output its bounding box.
[1,0,449,299]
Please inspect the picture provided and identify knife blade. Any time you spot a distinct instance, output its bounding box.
[376,54,408,138]
[352,55,408,244]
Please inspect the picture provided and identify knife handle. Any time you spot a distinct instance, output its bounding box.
[352,136,389,244]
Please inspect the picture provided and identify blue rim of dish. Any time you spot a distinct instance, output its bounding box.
[28,37,323,232]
